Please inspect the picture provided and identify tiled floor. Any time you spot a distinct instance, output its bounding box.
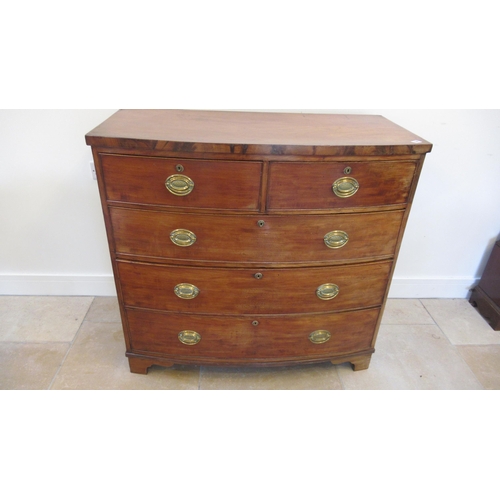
[0,296,499,390]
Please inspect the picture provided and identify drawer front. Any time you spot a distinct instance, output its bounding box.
[111,208,404,264]
[268,161,416,210]
[118,260,392,315]
[126,308,380,360]
[100,154,262,211]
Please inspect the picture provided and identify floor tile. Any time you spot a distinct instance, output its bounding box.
[50,321,200,390]
[0,296,93,342]
[2,295,497,390]
[199,362,343,390]
[457,345,500,390]
[85,296,121,323]
[421,299,500,345]
[337,325,483,390]
[382,299,435,325]
[0,342,70,390]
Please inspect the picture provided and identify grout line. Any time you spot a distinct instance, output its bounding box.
[381,322,439,326]
[419,299,458,348]
[418,300,485,389]
[335,364,346,390]
[418,299,439,326]
[453,343,500,347]
[47,297,96,390]
[452,346,486,390]
[0,340,76,344]
[419,299,439,326]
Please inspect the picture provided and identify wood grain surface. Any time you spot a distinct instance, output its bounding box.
[268,161,416,210]
[101,154,263,211]
[117,260,392,315]
[85,109,432,372]
[126,307,380,360]
[86,110,432,156]
[110,208,405,266]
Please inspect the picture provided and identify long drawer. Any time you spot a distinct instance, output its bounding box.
[126,307,380,360]
[118,260,392,315]
[101,154,263,211]
[268,161,416,210]
[110,208,404,265]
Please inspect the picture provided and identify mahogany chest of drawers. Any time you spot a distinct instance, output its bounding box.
[85,110,432,374]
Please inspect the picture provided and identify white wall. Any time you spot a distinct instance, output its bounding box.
[379,110,500,297]
[1,109,499,298]
[0,110,118,295]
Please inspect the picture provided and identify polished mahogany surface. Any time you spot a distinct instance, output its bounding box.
[86,110,432,374]
[86,109,432,156]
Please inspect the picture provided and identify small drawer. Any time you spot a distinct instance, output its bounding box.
[126,308,380,360]
[118,260,392,315]
[267,161,416,211]
[110,207,404,265]
[100,154,262,211]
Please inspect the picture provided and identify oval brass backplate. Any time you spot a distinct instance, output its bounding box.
[332,177,359,198]
[178,330,201,346]
[309,330,332,345]
[165,174,194,196]
[174,283,200,300]
[170,229,197,247]
[316,283,340,301]
[324,230,349,249]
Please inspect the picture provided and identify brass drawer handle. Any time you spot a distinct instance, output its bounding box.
[324,230,349,249]
[165,174,194,196]
[316,283,340,301]
[309,330,332,344]
[170,229,197,247]
[174,283,200,300]
[178,330,201,345]
[332,177,359,198]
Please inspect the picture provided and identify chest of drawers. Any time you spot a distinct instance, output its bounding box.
[85,110,432,374]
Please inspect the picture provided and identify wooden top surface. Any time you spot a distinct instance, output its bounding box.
[85,109,432,156]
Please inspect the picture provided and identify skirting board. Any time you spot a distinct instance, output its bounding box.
[0,275,117,297]
[0,275,478,299]
[389,278,479,299]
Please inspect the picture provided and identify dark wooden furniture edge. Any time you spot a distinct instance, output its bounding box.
[127,349,375,374]
[469,286,500,331]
